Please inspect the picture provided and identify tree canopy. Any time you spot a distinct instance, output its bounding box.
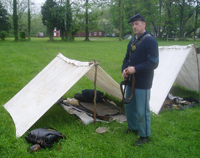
[41,0,59,41]
[0,1,11,33]
[1,0,200,40]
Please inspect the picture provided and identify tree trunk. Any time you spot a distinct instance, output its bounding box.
[66,0,72,41]
[85,0,89,41]
[122,2,124,40]
[13,0,18,41]
[179,0,184,38]
[119,0,122,41]
[194,0,198,41]
[48,26,53,42]
[159,0,162,38]
[28,0,31,40]
[61,22,65,40]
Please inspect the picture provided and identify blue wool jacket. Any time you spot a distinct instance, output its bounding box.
[122,31,159,89]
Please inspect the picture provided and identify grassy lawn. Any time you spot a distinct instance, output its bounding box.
[0,37,200,157]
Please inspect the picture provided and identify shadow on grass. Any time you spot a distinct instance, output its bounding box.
[170,83,199,99]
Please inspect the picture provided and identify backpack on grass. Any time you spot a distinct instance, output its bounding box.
[74,89,105,103]
[25,127,66,148]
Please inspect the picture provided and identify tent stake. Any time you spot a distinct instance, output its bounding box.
[195,46,200,106]
[93,59,100,123]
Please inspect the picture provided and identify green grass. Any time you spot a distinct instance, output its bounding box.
[0,37,200,157]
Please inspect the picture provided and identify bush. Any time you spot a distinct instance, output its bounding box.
[0,31,7,40]
[20,31,26,39]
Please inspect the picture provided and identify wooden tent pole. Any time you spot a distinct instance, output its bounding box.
[93,59,100,123]
[195,46,200,106]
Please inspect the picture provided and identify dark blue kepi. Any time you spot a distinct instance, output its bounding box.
[128,14,145,23]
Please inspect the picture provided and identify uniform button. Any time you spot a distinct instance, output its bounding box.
[129,60,131,62]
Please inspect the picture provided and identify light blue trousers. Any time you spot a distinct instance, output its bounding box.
[125,85,151,137]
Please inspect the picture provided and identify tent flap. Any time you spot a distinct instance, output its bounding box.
[85,66,121,99]
[4,53,93,137]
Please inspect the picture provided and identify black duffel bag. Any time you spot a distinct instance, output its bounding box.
[74,89,105,103]
[25,127,66,148]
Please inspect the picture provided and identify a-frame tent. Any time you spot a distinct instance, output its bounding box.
[4,44,200,137]
[4,53,122,137]
[150,44,199,114]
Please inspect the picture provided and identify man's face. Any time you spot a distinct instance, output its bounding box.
[131,21,146,37]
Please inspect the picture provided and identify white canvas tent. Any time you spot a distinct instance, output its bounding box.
[4,44,200,137]
[4,53,122,137]
[150,44,200,114]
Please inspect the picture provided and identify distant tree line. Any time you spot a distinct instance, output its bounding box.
[41,0,108,41]
[110,0,200,40]
[0,0,200,41]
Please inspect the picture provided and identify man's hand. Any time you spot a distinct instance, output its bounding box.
[122,69,128,79]
[124,66,136,75]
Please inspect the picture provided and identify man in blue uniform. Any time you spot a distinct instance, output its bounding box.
[122,14,159,146]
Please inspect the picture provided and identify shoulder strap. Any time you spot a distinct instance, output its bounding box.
[129,34,151,57]
[135,34,151,47]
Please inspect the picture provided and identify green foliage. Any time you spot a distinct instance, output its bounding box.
[0,1,11,33]
[30,13,47,37]
[70,26,79,41]
[41,0,58,41]
[0,31,7,40]
[53,5,65,40]
[173,0,194,38]
[20,31,26,39]
[96,8,115,35]
[109,0,198,39]
[110,0,135,36]
[134,0,162,36]
[1,0,200,40]
[109,1,120,33]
